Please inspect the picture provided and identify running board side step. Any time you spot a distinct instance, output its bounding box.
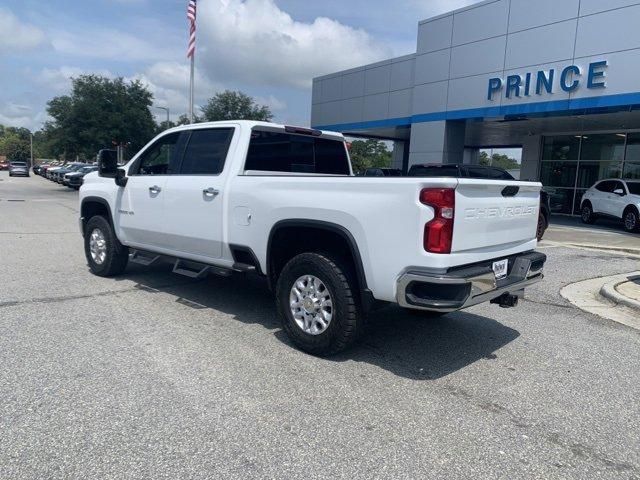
[232,262,256,273]
[130,250,161,266]
[172,259,232,279]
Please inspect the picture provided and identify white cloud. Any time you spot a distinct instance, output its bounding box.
[255,95,286,112]
[197,0,393,89]
[408,0,483,18]
[38,66,114,92]
[128,61,222,120]
[0,102,48,130]
[50,28,181,62]
[0,8,46,54]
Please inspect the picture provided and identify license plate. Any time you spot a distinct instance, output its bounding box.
[492,259,508,279]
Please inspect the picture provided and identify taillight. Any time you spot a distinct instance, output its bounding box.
[420,188,455,254]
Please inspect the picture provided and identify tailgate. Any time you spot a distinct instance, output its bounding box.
[452,179,540,252]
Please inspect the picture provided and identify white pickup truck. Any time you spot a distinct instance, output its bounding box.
[79,121,546,355]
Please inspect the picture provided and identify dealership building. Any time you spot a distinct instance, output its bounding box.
[311,0,640,214]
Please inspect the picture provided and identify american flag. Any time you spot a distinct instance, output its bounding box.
[187,0,197,59]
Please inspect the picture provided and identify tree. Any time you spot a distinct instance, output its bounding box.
[0,130,30,162]
[479,151,520,170]
[348,139,392,173]
[44,75,156,161]
[201,90,272,122]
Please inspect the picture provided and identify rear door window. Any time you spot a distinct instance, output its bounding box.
[595,181,614,192]
[179,128,234,175]
[244,130,349,175]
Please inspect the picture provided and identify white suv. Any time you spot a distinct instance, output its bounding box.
[581,179,640,232]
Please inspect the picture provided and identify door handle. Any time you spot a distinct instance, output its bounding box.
[149,185,162,194]
[203,187,219,197]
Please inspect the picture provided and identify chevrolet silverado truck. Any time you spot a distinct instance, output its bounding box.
[79,121,546,355]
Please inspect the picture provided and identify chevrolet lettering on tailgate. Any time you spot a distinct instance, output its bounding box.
[464,205,537,220]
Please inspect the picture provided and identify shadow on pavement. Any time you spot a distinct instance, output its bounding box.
[112,262,520,381]
[549,213,626,234]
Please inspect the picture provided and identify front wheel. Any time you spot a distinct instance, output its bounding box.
[623,208,639,233]
[276,252,363,356]
[581,203,596,224]
[84,215,129,277]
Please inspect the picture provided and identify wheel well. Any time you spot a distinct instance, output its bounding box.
[80,199,111,236]
[624,204,639,216]
[267,222,371,308]
[581,199,592,209]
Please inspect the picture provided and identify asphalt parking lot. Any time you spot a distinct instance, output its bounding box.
[1,171,640,479]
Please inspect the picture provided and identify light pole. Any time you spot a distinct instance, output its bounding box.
[155,106,170,127]
[30,132,33,168]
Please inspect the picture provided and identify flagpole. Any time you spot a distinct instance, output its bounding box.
[187,0,197,124]
[189,54,195,124]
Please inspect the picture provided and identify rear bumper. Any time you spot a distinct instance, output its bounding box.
[397,251,546,312]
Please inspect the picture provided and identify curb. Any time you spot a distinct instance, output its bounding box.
[566,243,640,256]
[600,278,640,311]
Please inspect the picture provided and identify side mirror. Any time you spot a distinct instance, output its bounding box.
[98,149,118,178]
[115,168,128,187]
[613,188,625,196]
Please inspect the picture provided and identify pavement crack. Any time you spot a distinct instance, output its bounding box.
[0,280,198,308]
[522,298,573,309]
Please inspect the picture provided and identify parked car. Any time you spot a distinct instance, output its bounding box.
[580,179,640,233]
[363,167,403,177]
[0,160,9,170]
[53,163,86,183]
[9,161,30,177]
[407,163,550,240]
[33,163,48,175]
[40,163,58,177]
[66,165,98,189]
[79,121,546,356]
[47,163,69,181]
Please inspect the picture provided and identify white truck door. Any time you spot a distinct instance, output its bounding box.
[116,132,181,248]
[161,127,235,260]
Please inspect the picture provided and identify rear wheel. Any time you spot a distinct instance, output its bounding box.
[276,252,363,356]
[623,207,639,233]
[84,216,129,277]
[581,202,596,224]
[537,213,548,240]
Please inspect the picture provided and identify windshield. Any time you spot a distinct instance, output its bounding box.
[627,182,640,195]
[11,162,27,167]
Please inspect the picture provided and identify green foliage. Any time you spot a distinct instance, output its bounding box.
[44,75,156,161]
[479,151,520,170]
[348,139,392,173]
[201,90,273,122]
[0,127,31,162]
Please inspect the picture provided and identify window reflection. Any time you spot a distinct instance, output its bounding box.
[540,162,577,188]
[580,134,625,161]
[542,136,580,161]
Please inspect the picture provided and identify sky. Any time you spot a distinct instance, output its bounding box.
[0,0,483,131]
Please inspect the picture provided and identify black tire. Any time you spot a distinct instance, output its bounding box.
[83,215,129,277]
[581,202,596,224]
[536,212,548,241]
[623,207,640,233]
[276,252,363,356]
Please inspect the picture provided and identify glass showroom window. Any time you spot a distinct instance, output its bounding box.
[579,133,625,162]
[625,133,640,179]
[540,136,579,214]
[541,133,630,214]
